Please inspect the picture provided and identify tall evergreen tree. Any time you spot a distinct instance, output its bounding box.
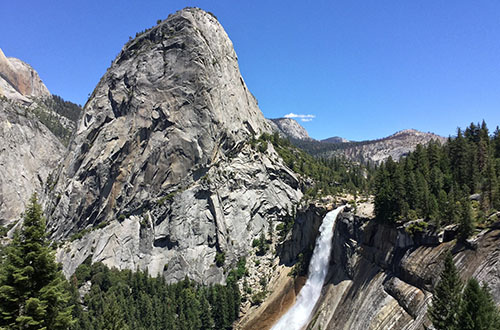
[428,252,463,330]
[0,194,74,329]
[457,278,500,330]
[458,199,474,243]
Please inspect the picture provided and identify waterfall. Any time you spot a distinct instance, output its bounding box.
[271,205,345,330]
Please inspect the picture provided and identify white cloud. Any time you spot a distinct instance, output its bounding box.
[284,113,315,122]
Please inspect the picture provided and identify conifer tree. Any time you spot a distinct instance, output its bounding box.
[0,194,74,329]
[458,199,474,243]
[493,126,500,158]
[102,292,129,330]
[428,252,462,330]
[198,289,214,330]
[457,278,500,330]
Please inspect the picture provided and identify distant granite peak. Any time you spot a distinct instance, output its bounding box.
[300,128,447,164]
[268,117,313,141]
[0,48,51,103]
[321,136,349,144]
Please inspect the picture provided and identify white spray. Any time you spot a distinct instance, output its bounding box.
[271,205,345,330]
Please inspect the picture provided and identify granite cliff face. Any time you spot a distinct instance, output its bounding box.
[268,118,313,141]
[0,50,68,226]
[307,214,500,329]
[0,48,50,103]
[47,8,302,283]
[0,99,65,225]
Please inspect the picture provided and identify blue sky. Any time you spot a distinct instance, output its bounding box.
[1,1,499,141]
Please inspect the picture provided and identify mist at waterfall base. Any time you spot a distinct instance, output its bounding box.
[271,206,345,330]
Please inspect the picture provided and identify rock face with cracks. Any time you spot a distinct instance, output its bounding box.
[268,118,313,141]
[305,213,500,330]
[0,100,65,225]
[48,8,302,283]
[0,48,51,103]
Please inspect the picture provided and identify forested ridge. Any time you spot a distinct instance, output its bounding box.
[373,121,500,237]
[32,95,81,145]
[256,132,373,197]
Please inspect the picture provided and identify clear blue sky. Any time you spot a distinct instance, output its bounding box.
[1,1,499,141]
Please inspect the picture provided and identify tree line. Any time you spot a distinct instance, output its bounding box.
[71,262,241,330]
[374,121,500,238]
[0,195,241,329]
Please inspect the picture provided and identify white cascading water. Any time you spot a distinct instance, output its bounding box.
[271,205,345,330]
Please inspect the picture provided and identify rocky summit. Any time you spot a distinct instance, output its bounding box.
[0,48,50,103]
[46,8,302,283]
[268,117,313,141]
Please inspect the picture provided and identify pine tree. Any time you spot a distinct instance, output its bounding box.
[457,278,500,330]
[493,126,500,159]
[458,199,474,243]
[428,252,462,330]
[102,292,129,330]
[0,194,74,329]
[198,289,214,330]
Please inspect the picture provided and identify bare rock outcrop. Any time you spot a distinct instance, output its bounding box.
[307,214,500,330]
[268,118,313,141]
[0,99,65,225]
[49,8,302,283]
[0,48,50,103]
[327,129,447,164]
[0,50,80,225]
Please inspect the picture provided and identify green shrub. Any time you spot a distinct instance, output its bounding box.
[405,221,428,236]
[215,252,225,267]
[258,141,268,153]
[251,291,267,306]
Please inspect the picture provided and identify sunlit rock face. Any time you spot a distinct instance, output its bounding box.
[308,214,500,330]
[0,100,65,226]
[49,7,302,283]
[0,52,64,226]
[268,118,313,141]
[0,48,51,103]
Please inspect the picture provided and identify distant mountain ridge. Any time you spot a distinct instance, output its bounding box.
[268,117,446,164]
[321,136,349,144]
[295,128,447,164]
